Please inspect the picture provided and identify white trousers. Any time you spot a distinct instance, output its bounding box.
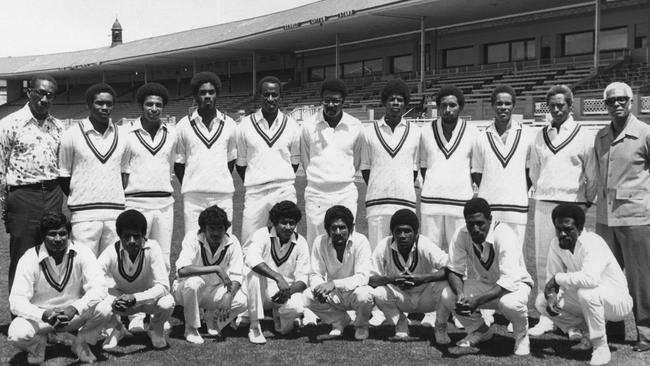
[367,214,392,253]
[420,214,465,252]
[126,204,174,271]
[535,286,633,341]
[534,201,558,296]
[183,192,233,238]
[373,282,446,325]
[8,303,111,353]
[245,271,305,325]
[97,292,175,333]
[304,185,358,249]
[72,220,119,257]
[439,281,531,334]
[241,184,296,243]
[305,286,374,328]
[173,277,246,330]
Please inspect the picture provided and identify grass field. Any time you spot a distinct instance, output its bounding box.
[0,174,648,365]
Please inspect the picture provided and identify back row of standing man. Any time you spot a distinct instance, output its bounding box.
[1,72,649,354]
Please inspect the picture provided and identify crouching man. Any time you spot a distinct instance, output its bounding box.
[97,210,175,350]
[8,212,109,364]
[173,205,247,344]
[243,201,310,344]
[536,204,633,366]
[306,205,374,340]
[439,198,533,356]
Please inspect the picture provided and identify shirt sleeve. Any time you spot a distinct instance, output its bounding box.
[300,123,311,172]
[412,127,421,171]
[70,249,107,315]
[243,231,266,269]
[0,117,13,185]
[582,134,598,204]
[133,242,170,304]
[352,125,363,172]
[175,235,198,275]
[227,119,237,162]
[120,131,131,174]
[97,248,116,291]
[359,128,371,171]
[470,134,483,174]
[527,135,541,189]
[235,119,248,166]
[309,236,326,289]
[226,241,244,285]
[554,235,609,290]
[369,240,386,277]
[58,129,74,177]
[332,235,371,290]
[423,237,449,270]
[290,121,301,166]
[494,227,525,292]
[419,130,429,169]
[446,228,468,277]
[545,240,566,288]
[9,251,46,321]
[175,120,187,164]
[293,240,310,285]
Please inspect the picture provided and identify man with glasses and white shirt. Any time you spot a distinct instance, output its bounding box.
[590,82,650,353]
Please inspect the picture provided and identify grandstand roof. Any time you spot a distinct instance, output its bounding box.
[0,0,594,79]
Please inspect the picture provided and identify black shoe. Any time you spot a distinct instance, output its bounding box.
[633,340,650,352]
[605,321,625,341]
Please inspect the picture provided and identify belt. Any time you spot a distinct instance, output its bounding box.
[9,179,59,192]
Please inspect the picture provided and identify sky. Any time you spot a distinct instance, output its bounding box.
[0,0,319,57]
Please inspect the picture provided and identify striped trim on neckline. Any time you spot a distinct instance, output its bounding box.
[472,242,495,271]
[200,243,227,266]
[189,114,225,149]
[39,247,76,293]
[391,244,419,273]
[542,124,581,154]
[251,114,287,148]
[114,241,145,283]
[79,123,119,164]
[271,238,296,268]
[486,129,522,168]
[433,120,466,160]
[135,128,167,155]
[374,121,410,158]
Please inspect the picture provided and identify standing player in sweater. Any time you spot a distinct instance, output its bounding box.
[8,212,109,364]
[300,79,363,248]
[243,201,309,344]
[97,210,174,350]
[361,79,420,251]
[527,85,597,336]
[236,76,300,243]
[58,83,128,256]
[123,82,177,271]
[175,72,237,238]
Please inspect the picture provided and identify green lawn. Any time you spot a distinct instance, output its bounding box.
[0,174,647,365]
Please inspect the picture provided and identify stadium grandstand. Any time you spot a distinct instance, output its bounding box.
[1,0,650,125]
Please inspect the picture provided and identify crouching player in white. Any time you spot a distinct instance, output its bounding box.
[536,204,633,366]
[8,212,109,364]
[243,201,310,344]
[439,198,533,355]
[173,205,247,344]
[306,205,374,340]
[97,210,174,350]
[370,209,449,340]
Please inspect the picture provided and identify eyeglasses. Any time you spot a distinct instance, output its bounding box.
[29,88,56,100]
[604,96,629,106]
[322,98,343,106]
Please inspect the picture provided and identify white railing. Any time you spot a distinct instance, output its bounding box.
[582,99,608,115]
[640,96,650,113]
[534,102,550,117]
[288,105,320,122]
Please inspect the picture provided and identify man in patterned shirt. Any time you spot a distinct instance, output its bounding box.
[0,74,64,291]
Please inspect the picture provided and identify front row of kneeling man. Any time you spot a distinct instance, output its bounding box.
[8,198,632,366]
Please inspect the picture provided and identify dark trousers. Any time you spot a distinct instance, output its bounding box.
[5,185,63,293]
[596,223,650,342]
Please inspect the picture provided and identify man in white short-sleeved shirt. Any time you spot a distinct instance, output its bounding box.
[174,72,237,238]
[8,212,109,364]
[306,205,374,340]
[58,83,128,256]
[300,79,363,248]
[439,198,533,356]
[236,76,300,243]
[370,209,448,340]
[536,203,632,366]
[173,205,247,344]
[243,201,309,344]
[123,83,177,271]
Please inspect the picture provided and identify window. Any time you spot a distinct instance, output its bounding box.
[600,27,627,51]
[444,47,474,67]
[563,27,628,56]
[391,54,413,73]
[308,66,326,82]
[342,61,363,78]
[341,59,383,78]
[485,39,535,63]
[363,59,383,76]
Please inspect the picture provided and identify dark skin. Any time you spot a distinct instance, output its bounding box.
[27,78,56,121]
[111,229,146,313]
[177,223,240,322]
[604,87,633,138]
[421,95,462,180]
[40,226,79,328]
[251,217,306,304]
[369,224,446,289]
[449,212,509,316]
[312,218,351,302]
[141,95,165,140]
[321,90,345,128]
